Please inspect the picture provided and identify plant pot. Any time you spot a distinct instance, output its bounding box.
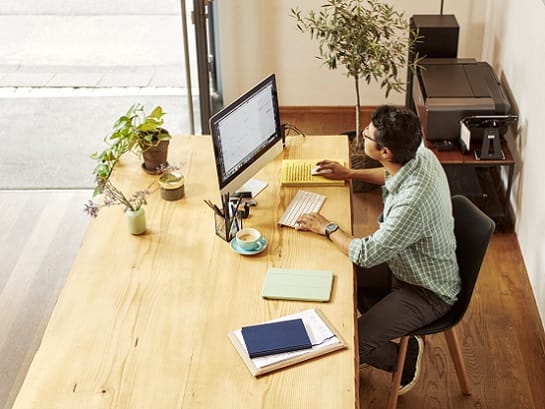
[126,207,146,235]
[142,139,170,175]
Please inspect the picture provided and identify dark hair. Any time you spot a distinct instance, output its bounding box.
[371,105,422,165]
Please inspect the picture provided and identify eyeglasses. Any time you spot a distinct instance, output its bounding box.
[363,126,377,143]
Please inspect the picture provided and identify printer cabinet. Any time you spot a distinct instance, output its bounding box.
[429,142,514,230]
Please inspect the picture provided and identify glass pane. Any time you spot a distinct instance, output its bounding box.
[0,0,199,189]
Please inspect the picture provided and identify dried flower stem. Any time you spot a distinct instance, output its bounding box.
[84,164,178,218]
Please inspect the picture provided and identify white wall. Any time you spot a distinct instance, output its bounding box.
[481,0,545,324]
[217,0,487,106]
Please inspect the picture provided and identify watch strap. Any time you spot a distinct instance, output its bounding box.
[325,223,339,239]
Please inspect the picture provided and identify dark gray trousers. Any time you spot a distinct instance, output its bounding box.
[357,263,452,372]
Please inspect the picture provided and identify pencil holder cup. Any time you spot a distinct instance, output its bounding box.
[214,212,242,242]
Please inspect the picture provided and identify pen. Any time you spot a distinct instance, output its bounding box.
[235,197,242,213]
[223,193,230,237]
[222,193,228,217]
[232,196,242,218]
[230,202,239,232]
[212,200,224,216]
[204,199,224,217]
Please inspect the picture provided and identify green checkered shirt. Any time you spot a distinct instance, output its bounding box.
[349,145,460,305]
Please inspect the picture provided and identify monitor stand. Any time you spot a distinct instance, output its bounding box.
[237,178,268,198]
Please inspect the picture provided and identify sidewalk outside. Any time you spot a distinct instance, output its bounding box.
[0,14,196,88]
[0,7,200,189]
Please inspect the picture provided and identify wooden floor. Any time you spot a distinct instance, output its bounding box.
[0,190,90,409]
[1,108,544,409]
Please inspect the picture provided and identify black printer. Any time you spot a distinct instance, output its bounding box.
[412,58,511,141]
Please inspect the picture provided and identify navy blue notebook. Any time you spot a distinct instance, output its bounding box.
[241,318,312,358]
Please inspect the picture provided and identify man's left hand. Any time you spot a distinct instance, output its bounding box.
[295,212,330,236]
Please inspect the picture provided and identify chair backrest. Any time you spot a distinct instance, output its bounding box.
[450,195,495,323]
[413,195,495,336]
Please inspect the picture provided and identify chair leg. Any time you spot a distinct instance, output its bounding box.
[388,336,409,409]
[443,328,471,395]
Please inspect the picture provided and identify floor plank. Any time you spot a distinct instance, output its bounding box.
[0,190,90,409]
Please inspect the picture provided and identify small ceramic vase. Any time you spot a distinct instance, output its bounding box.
[126,207,146,235]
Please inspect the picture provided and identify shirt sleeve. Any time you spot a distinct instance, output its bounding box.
[348,200,425,267]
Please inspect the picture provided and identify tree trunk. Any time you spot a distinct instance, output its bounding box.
[350,75,380,193]
[354,76,363,150]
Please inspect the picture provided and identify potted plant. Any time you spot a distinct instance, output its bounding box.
[105,103,171,174]
[85,104,174,234]
[291,0,422,190]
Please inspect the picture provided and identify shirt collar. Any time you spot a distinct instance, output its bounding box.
[384,153,419,194]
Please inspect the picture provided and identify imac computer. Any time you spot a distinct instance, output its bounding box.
[209,74,283,197]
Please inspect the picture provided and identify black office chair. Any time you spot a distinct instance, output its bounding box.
[388,195,496,409]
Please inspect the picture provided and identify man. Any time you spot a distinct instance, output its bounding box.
[296,105,460,394]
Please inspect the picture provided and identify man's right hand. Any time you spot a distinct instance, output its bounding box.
[315,160,352,180]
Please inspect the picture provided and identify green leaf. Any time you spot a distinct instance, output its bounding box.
[149,106,164,119]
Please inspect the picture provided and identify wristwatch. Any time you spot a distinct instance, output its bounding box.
[325,222,339,240]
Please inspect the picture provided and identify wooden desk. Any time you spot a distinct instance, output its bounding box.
[13,135,357,409]
[428,141,515,228]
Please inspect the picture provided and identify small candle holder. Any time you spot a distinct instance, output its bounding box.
[159,172,185,201]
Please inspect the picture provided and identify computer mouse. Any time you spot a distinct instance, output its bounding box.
[311,166,333,176]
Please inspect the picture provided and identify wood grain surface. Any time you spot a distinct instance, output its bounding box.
[10,135,357,409]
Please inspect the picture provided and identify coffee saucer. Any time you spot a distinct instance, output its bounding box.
[230,237,268,255]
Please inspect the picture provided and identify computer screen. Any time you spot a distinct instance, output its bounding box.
[209,74,283,196]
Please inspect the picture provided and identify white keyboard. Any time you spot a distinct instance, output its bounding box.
[278,190,326,228]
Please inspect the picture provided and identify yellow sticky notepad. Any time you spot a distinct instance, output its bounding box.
[280,159,345,186]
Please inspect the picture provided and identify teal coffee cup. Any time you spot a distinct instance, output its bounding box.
[235,228,262,251]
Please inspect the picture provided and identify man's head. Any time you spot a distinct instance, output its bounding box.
[365,105,422,165]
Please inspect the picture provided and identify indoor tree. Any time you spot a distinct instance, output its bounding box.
[291,0,422,174]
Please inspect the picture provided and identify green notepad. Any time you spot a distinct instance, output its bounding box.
[262,268,334,302]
